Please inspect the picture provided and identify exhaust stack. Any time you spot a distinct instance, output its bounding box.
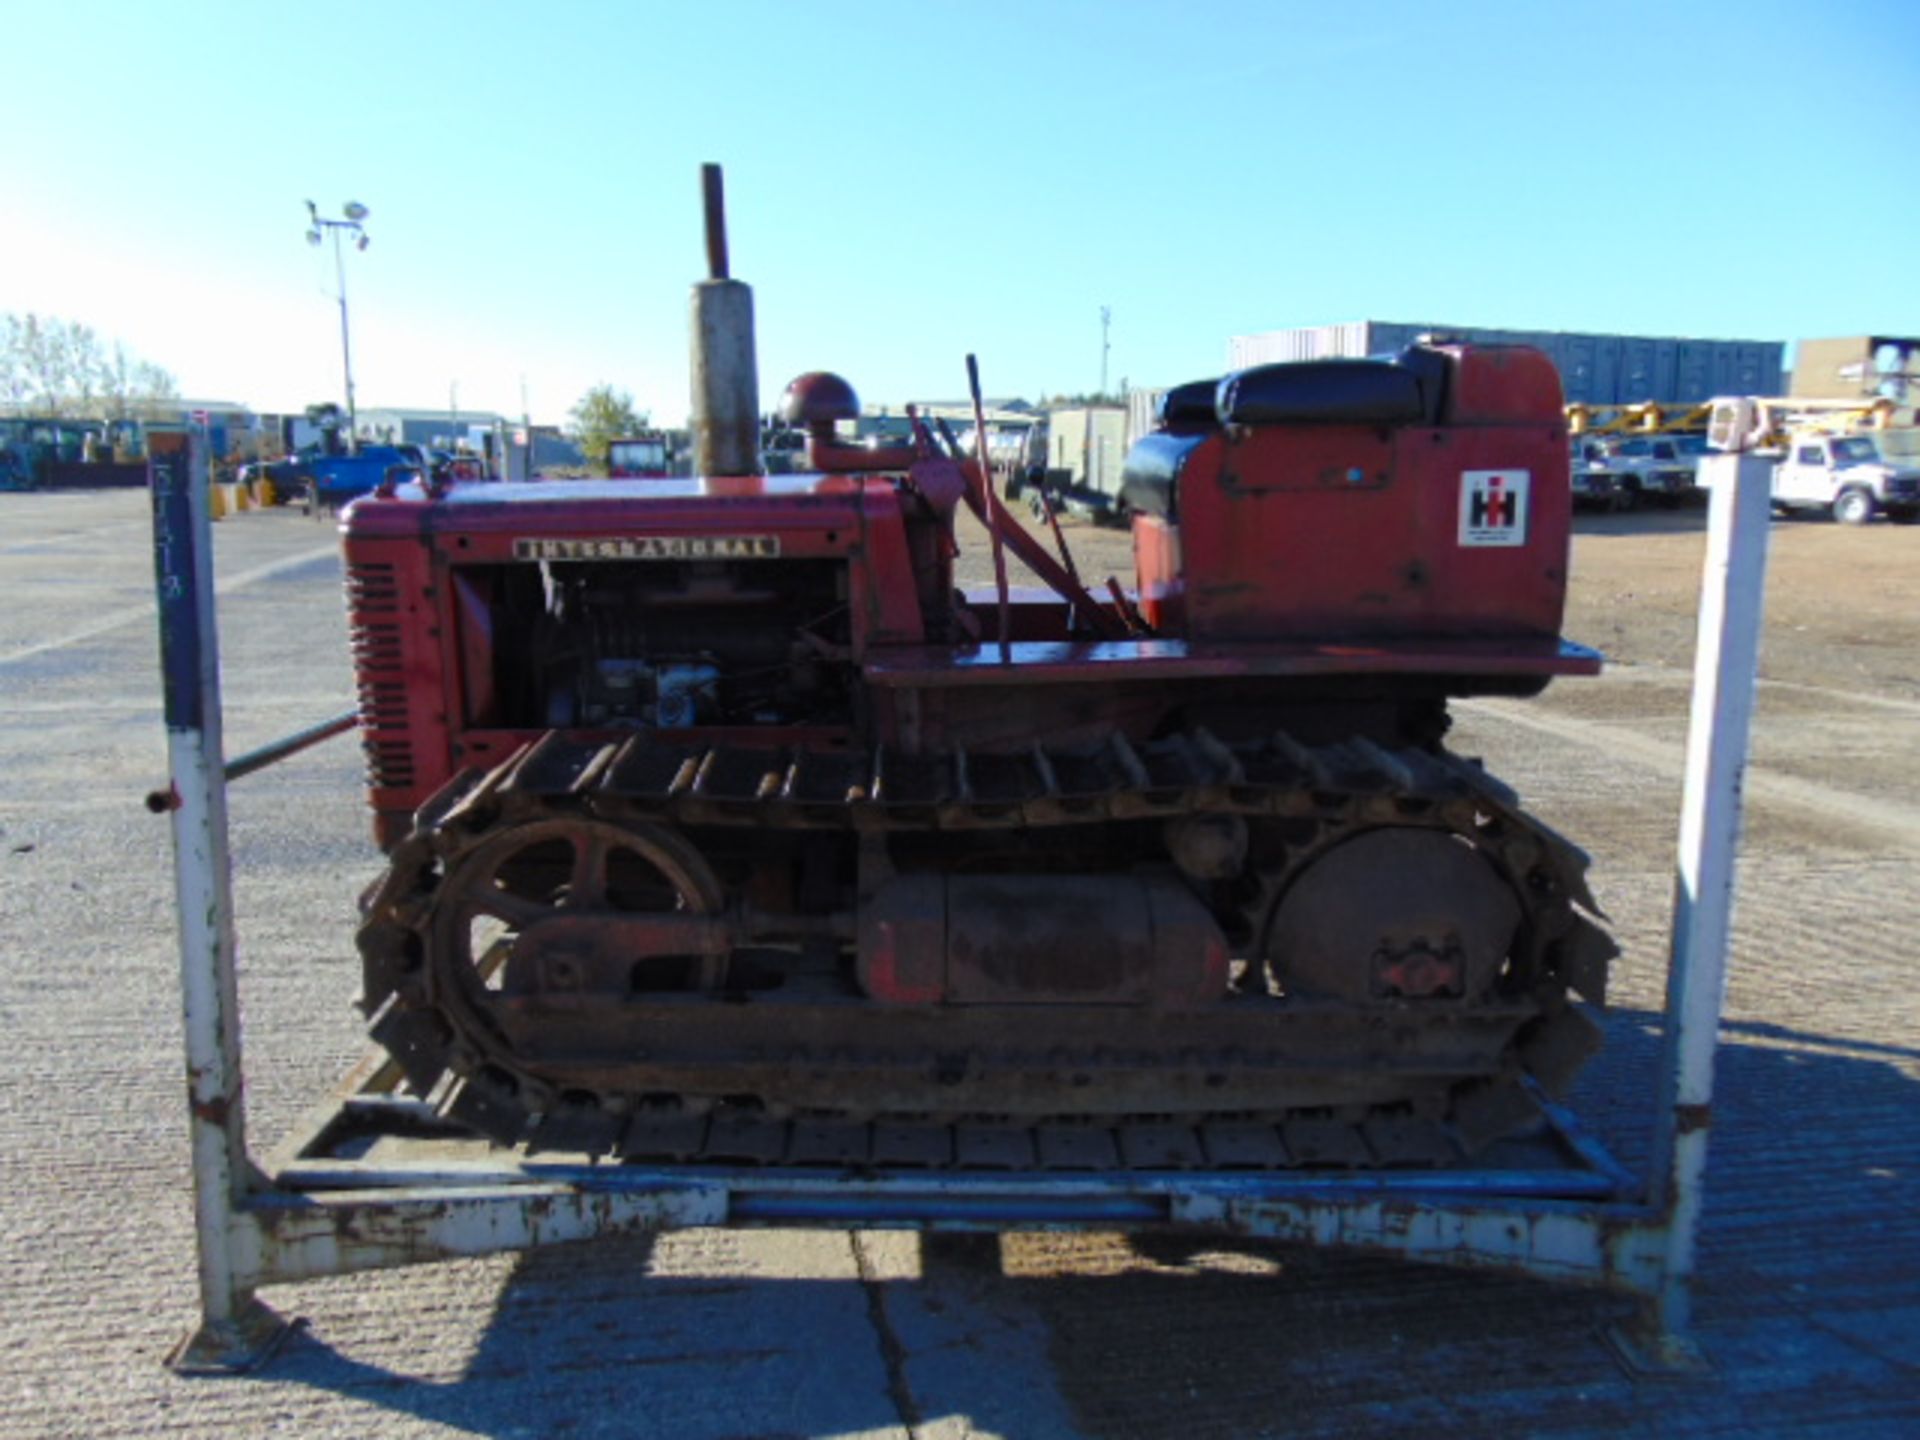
[689,164,761,476]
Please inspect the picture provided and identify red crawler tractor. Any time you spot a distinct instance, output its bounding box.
[347,171,1612,1169]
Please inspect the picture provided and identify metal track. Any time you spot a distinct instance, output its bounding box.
[357,727,1615,1170]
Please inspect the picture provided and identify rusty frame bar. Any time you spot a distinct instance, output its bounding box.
[238,1053,1664,1294]
[155,436,1770,1377]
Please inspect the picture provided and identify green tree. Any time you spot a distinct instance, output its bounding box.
[0,313,178,419]
[567,384,646,476]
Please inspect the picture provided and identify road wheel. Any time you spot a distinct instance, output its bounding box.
[1027,489,1050,523]
[1616,481,1640,512]
[1833,487,1875,525]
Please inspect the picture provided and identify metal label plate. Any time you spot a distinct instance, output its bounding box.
[514,536,782,561]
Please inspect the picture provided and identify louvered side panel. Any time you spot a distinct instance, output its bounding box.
[343,541,452,850]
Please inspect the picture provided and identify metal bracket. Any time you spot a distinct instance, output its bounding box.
[165,1297,296,1376]
[1602,1315,1712,1378]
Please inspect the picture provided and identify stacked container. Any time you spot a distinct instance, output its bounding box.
[1227,323,1785,405]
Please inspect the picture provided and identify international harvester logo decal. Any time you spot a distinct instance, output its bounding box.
[1457,470,1530,548]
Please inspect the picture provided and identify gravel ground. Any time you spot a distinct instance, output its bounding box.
[0,489,1914,1439]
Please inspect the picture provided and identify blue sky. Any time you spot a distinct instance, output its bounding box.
[2,0,1913,424]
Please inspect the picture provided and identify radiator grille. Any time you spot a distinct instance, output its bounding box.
[346,561,415,789]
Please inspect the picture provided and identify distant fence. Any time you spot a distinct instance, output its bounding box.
[40,461,149,490]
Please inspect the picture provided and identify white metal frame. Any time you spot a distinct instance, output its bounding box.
[152,430,1773,1374]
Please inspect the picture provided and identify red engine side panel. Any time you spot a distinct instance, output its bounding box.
[1144,345,1571,644]
[1176,425,1569,641]
[342,474,932,847]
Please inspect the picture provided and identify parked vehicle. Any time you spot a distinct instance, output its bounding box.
[302,444,432,513]
[1587,435,1698,508]
[608,432,671,478]
[238,441,431,507]
[1010,407,1129,522]
[237,446,325,499]
[1771,432,1920,524]
[760,427,808,474]
[441,452,491,484]
[949,422,1049,509]
[1569,441,1621,511]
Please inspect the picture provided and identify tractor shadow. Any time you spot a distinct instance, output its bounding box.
[251,1007,1920,1440]
[1573,502,1710,537]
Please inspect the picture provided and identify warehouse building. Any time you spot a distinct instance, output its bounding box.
[353,405,511,454]
[1789,336,1920,403]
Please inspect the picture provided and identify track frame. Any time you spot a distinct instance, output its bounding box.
[152,428,1771,1376]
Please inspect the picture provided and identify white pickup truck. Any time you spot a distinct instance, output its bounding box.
[1579,435,1699,508]
[1772,433,1920,524]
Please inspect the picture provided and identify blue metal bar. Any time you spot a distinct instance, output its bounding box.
[147,709,359,813]
[1532,1085,1640,1196]
[275,1154,1629,1204]
[729,1190,1167,1226]
[224,709,356,782]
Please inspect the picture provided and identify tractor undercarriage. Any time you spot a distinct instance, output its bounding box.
[358,722,1612,1170]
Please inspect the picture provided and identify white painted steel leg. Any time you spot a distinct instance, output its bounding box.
[150,427,289,1372]
[1610,452,1773,1373]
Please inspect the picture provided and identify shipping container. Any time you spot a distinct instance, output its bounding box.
[1557,334,1597,400]
[1732,343,1774,395]
[1125,386,1169,447]
[1720,347,1751,397]
[1230,322,1785,404]
[1673,341,1712,402]
[1589,338,1623,405]
[1648,341,1679,402]
[1044,407,1128,503]
[1619,338,1656,398]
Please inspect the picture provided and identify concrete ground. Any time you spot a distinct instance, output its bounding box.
[0,488,1915,1439]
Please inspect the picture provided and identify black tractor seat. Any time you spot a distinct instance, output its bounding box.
[1123,347,1453,520]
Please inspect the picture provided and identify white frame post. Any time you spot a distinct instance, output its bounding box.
[1610,448,1773,1370]
[151,425,289,1371]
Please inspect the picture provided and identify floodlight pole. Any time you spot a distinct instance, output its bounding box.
[332,228,357,445]
[306,201,369,450]
[1099,305,1112,398]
